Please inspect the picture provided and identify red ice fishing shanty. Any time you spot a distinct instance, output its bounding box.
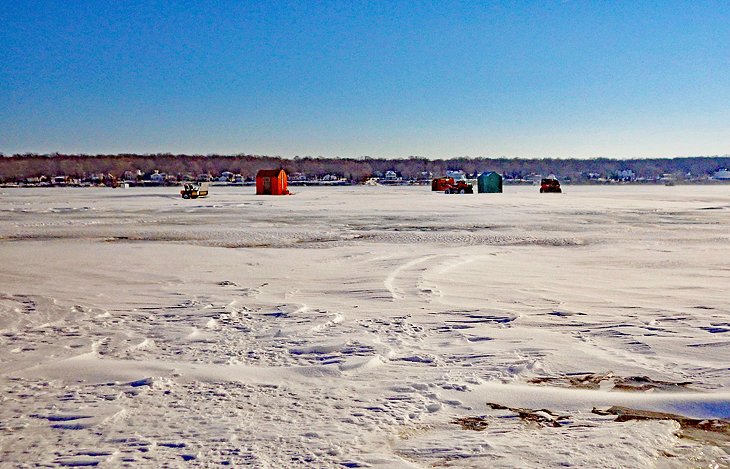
[256,169,289,195]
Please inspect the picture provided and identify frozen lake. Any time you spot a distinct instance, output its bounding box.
[1,185,729,467]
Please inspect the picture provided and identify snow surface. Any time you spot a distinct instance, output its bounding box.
[1,185,729,467]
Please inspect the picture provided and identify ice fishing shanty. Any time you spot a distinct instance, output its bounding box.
[431,177,455,191]
[477,172,503,193]
[256,169,289,195]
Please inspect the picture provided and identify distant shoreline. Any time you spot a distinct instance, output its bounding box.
[2,180,729,190]
[2,154,729,185]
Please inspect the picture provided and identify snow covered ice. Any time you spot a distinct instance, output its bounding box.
[1,185,729,467]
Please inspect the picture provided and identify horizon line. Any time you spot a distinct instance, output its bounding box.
[3,152,730,161]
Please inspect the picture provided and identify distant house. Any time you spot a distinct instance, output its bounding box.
[384,170,398,180]
[615,169,635,181]
[123,170,142,181]
[712,168,730,180]
[477,172,503,193]
[446,170,466,181]
[256,169,289,195]
[150,171,165,184]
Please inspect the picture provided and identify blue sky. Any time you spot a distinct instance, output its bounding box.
[2,1,729,158]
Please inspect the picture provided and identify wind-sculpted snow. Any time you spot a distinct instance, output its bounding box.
[1,185,729,467]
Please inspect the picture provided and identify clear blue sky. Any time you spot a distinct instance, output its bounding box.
[2,1,729,158]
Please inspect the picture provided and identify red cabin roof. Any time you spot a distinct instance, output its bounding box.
[256,169,285,178]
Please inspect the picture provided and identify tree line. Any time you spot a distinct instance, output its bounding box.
[1,153,729,183]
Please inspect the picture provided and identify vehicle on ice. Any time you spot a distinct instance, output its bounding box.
[180,182,209,199]
[444,180,474,194]
[539,178,562,193]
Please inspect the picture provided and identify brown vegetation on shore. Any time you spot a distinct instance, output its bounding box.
[1,153,729,184]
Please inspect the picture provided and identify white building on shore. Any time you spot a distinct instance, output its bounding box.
[712,168,730,180]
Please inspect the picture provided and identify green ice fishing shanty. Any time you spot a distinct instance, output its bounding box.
[477,172,503,193]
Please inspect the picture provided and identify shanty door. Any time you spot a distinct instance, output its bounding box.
[263,177,271,192]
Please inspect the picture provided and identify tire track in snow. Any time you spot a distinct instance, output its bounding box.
[384,255,446,301]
